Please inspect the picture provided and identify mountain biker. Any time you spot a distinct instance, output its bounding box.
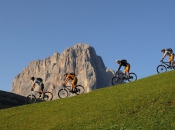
[161,48,174,68]
[116,59,130,78]
[63,73,78,92]
[30,77,45,98]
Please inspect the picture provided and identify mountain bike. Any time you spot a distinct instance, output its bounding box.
[111,72,137,85]
[157,61,175,73]
[58,85,85,98]
[26,90,53,104]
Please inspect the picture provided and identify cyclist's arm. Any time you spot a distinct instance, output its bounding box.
[32,83,35,88]
[116,64,122,73]
[162,51,167,60]
[63,77,70,85]
[31,83,35,91]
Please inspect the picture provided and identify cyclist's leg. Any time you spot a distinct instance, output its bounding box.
[168,55,173,67]
[123,69,127,79]
[124,64,130,77]
[72,78,78,91]
[127,64,131,77]
[172,54,175,66]
[169,54,174,66]
[39,83,45,98]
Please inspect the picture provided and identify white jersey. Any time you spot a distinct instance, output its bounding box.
[34,79,42,85]
[34,79,42,91]
[164,50,173,56]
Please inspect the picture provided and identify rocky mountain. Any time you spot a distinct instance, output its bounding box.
[11,43,115,99]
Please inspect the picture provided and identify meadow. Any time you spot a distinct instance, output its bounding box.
[0,71,175,130]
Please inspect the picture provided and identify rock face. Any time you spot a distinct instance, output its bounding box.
[11,43,115,99]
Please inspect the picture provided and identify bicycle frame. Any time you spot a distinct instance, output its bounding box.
[115,72,127,80]
[30,91,35,96]
[62,85,71,90]
[161,61,171,67]
[30,91,42,99]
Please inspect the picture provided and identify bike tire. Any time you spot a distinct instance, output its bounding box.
[58,89,68,98]
[43,92,53,101]
[75,85,85,95]
[157,65,167,73]
[26,95,36,104]
[173,64,175,70]
[111,77,122,85]
[128,73,137,82]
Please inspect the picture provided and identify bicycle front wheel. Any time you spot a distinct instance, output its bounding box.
[58,89,68,98]
[43,92,53,101]
[111,77,122,85]
[75,85,85,95]
[157,65,167,73]
[26,95,36,104]
[128,73,137,82]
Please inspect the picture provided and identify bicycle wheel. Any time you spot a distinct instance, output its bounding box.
[43,92,53,101]
[58,89,68,98]
[128,73,137,82]
[172,64,175,70]
[111,77,122,85]
[75,85,85,95]
[26,95,36,104]
[157,65,167,73]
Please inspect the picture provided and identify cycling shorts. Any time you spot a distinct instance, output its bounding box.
[169,53,174,62]
[124,64,130,73]
[72,77,78,87]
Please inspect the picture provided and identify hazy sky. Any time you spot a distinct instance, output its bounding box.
[0,0,175,92]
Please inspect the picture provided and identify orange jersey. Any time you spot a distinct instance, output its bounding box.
[65,74,78,87]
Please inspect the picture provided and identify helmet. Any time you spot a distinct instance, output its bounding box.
[116,60,120,63]
[30,77,35,80]
[64,73,68,76]
[161,49,165,52]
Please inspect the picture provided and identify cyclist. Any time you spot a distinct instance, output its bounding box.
[63,73,78,92]
[116,59,130,78]
[30,77,45,98]
[161,48,174,68]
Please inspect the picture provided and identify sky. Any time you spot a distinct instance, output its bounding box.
[0,0,175,92]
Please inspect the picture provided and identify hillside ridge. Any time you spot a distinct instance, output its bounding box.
[1,71,175,129]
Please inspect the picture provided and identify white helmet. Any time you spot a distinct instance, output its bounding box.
[116,60,120,63]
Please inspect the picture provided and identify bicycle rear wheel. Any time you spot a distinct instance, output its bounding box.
[43,92,53,101]
[58,89,68,98]
[128,73,137,82]
[75,85,85,95]
[111,77,122,85]
[26,95,36,104]
[157,65,167,73]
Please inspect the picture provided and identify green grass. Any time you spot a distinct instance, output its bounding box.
[1,71,175,130]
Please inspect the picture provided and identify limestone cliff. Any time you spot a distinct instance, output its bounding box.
[11,43,115,99]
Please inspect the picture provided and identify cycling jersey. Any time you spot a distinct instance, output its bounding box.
[34,79,44,91]
[34,79,42,85]
[66,74,78,86]
[164,50,173,56]
[116,60,129,73]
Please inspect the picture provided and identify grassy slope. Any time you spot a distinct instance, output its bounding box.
[1,71,175,130]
